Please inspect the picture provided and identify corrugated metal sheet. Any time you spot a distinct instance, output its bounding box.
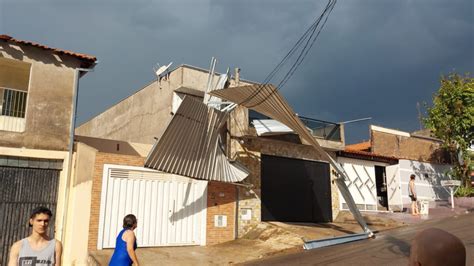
[145,96,249,183]
[204,73,228,110]
[175,86,205,98]
[210,84,324,148]
[210,84,372,233]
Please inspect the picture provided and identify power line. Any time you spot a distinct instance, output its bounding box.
[238,0,337,108]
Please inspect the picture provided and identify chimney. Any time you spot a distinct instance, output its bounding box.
[235,68,241,86]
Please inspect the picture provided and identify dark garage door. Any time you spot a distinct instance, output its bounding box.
[0,165,60,265]
[261,155,332,223]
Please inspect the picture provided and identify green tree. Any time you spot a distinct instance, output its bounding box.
[424,73,474,188]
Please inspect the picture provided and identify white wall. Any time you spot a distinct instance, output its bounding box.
[98,165,208,249]
[337,157,389,211]
[398,159,451,205]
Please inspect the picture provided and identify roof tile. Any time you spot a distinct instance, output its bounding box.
[0,34,96,67]
[345,141,371,151]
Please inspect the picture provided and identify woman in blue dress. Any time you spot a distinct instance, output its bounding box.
[109,214,139,266]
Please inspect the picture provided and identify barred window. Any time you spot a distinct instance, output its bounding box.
[0,88,28,118]
[0,57,31,132]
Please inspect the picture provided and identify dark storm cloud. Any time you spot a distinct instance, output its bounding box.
[1,0,472,143]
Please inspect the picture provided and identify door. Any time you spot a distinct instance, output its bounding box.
[386,164,403,211]
[97,165,208,249]
[261,155,332,223]
[374,166,388,210]
[0,167,60,265]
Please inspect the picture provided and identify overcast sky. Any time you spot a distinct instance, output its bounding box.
[1,0,473,143]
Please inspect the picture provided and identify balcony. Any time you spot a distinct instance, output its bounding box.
[298,116,342,142]
[298,116,344,151]
[249,111,345,151]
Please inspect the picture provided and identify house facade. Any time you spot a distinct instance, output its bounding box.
[64,135,241,264]
[76,64,347,251]
[338,125,452,213]
[0,35,96,264]
[336,149,398,212]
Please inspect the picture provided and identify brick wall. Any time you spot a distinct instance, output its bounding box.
[206,181,236,245]
[371,131,448,163]
[88,152,145,251]
[234,149,261,237]
[87,152,237,249]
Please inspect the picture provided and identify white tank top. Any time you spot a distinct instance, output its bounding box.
[18,238,56,266]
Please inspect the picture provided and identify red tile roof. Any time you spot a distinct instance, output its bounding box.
[0,34,96,67]
[345,141,371,151]
[337,149,398,164]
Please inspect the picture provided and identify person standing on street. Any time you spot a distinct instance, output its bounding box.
[409,174,420,216]
[8,206,62,266]
[109,214,139,266]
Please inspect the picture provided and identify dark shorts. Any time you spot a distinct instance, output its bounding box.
[410,195,417,202]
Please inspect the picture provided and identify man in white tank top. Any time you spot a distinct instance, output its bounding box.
[8,206,62,266]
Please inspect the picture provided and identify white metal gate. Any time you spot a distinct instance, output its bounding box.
[337,157,380,211]
[97,165,207,249]
[386,164,403,211]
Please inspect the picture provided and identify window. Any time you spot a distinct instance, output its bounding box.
[0,57,31,132]
[0,88,27,118]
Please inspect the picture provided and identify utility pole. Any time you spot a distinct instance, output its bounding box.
[417,102,423,130]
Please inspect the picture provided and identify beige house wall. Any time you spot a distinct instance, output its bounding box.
[76,64,345,241]
[0,42,83,151]
[62,143,97,265]
[76,65,254,144]
[0,39,96,265]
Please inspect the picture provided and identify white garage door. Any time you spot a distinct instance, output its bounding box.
[97,164,207,249]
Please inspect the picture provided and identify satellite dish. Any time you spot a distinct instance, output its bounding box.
[153,62,173,78]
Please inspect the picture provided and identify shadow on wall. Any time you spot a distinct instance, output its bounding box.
[428,147,452,164]
[233,149,262,191]
[166,139,262,224]
[409,160,450,200]
[169,182,207,223]
[1,43,82,68]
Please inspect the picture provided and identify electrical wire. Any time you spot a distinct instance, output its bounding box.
[236,0,337,108]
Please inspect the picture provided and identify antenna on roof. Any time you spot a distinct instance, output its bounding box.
[153,62,173,81]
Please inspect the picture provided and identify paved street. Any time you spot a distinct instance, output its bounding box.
[244,212,474,266]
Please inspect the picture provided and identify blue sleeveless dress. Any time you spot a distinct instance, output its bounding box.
[109,228,137,266]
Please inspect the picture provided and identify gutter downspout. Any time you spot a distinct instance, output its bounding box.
[60,66,95,243]
[233,67,241,241]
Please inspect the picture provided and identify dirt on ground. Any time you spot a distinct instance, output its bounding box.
[89,212,404,265]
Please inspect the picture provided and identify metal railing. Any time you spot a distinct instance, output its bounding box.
[0,87,27,118]
[298,116,342,142]
[248,110,342,142]
[0,87,27,132]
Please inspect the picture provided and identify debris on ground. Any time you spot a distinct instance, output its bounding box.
[90,213,404,265]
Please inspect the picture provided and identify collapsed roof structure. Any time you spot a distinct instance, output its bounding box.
[145,82,372,237]
[209,84,372,235]
[144,96,249,183]
[145,0,372,246]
